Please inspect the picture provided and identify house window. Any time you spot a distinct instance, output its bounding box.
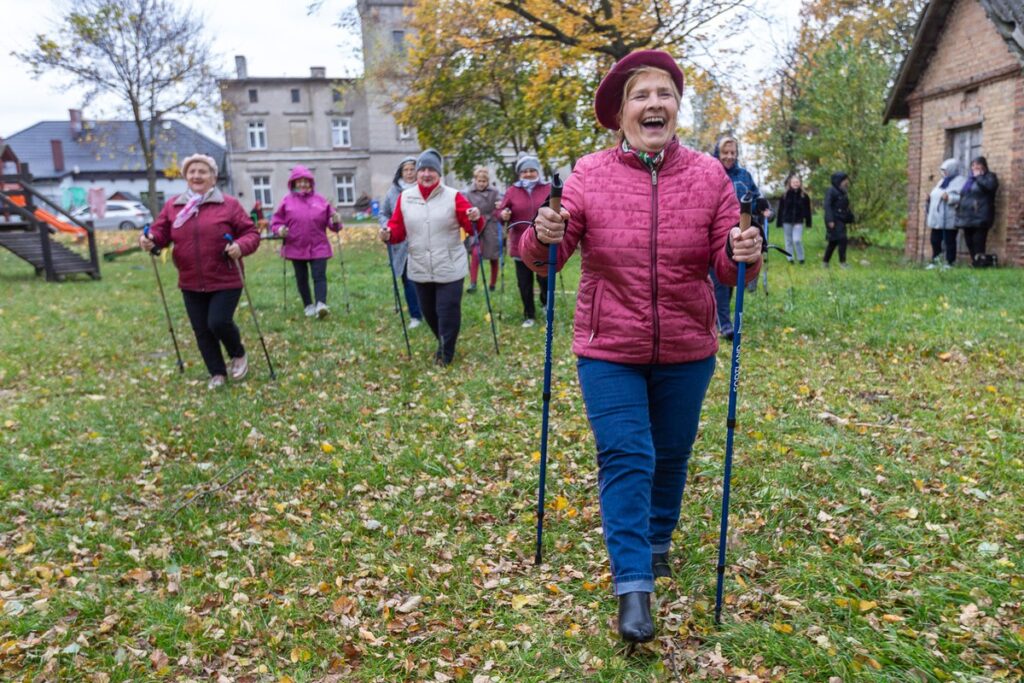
[248,89,258,103]
[251,176,272,206]
[392,30,406,55]
[949,125,982,180]
[247,121,267,150]
[290,88,300,103]
[334,173,355,205]
[331,118,352,148]
[289,120,309,149]
[398,123,413,141]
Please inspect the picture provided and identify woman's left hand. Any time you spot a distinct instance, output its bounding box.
[332,212,342,225]
[224,242,242,260]
[729,226,762,263]
[466,207,481,222]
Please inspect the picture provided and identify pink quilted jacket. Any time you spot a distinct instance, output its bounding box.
[519,140,759,364]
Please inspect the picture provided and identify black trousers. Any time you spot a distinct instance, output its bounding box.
[414,279,464,364]
[929,228,957,265]
[181,289,244,377]
[514,259,548,320]
[292,258,328,306]
[823,238,847,264]
[961,227,989,261]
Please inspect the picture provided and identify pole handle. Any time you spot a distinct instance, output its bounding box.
[549,172,563,214]
[144,225,162,256]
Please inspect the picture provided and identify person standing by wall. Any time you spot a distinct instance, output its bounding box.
[924,159,965,269]
[955,156,999,267]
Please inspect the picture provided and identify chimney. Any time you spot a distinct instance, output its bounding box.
[51,140,65,172]
[69,109,83,138]
[235,55,248,79]
[310,66,326,78]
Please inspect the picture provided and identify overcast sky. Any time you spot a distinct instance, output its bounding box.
[0,0,802,141]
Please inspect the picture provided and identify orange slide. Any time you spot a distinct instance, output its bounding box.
[7,194,87,236]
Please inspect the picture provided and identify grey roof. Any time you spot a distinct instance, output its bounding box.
[4,119,226,180]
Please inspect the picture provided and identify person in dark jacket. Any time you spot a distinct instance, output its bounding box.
[822,172,854,268]
[955,156,999,266]
[711,135,770,339]
[140,153,261,389]
[776,174,812,264]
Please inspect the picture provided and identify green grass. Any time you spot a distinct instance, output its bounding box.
[1,226,1022,681]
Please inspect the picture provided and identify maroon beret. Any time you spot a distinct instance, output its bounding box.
[594,50,685,131]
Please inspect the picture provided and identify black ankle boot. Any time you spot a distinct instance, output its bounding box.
[652,552,672,579]
[617,591,654,643]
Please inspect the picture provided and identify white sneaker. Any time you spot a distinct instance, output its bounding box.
[229,355,248,381]
[207,375,226,390]
[924,263,937,270]
[408,317,422,329]
[315,302,329,318]
[304,304,317,317]
[522,318,535,328]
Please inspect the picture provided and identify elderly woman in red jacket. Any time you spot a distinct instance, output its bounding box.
[499,155,551,327]
[140,153,260,389]
[525,51,762,643]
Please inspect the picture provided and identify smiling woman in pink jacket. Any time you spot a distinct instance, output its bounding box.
[270,166,342,318]
[524,50,763,644]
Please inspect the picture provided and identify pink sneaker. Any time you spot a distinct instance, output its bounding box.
[229,355,248,380]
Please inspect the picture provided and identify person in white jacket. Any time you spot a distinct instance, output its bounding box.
[925,158,966,269]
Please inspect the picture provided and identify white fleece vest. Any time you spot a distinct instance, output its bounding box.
[401,184,468,283]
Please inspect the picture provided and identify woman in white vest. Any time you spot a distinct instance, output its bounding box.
[379,149,481,366]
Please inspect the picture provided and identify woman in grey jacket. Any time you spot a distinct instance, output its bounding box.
[380,157,423,326]
[925,158,966,269]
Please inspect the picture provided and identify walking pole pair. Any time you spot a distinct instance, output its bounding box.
[714,194,753,624]
[385,242,412,358]
[223,234,276,380]
[142,226,185,374]
[534,172,563,565]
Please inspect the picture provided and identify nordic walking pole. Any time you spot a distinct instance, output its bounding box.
[534,172,562,566]
[223,234,276,380]
[143,226,185,374]
[385,242,412,359]
[496,219,505,320]
[714,194,752,624]
[474,227,500,355]
[281,233,287,312]
[335,232,351,313]
[761,212,769,295]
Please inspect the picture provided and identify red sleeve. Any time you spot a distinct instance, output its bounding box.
[387,194,407,243]
[149,200,175,248]
[454,191,476,234]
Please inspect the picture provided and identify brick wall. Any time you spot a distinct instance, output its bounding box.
[904,0,1024,265]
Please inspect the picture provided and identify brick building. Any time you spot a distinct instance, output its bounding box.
[884,0,1024,266]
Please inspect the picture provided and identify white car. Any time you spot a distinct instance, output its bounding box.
[72,201,154,230]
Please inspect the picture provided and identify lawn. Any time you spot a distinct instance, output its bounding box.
[1,226,1022,682]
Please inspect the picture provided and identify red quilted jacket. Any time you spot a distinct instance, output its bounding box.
[519,140,759,364]
[149,189,260,292]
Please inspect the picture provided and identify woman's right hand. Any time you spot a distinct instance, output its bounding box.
[139,234,155,252]
[534,206,569,245]
[378,227,391,243]
[500,208,511,222]
[277,226,289,239]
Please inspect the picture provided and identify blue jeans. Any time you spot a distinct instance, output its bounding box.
[401,266,422,320]
[577,355,716,594]
[708,270,733,332]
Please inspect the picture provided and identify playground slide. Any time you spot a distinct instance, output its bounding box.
[7,195,87,236]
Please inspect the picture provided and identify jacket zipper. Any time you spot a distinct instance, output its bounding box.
[650,168,660,364]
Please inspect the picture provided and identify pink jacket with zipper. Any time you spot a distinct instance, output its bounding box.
[270,165,341,260]
[519,140,759,365]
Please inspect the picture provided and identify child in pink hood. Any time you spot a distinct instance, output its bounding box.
[271,166,343,317]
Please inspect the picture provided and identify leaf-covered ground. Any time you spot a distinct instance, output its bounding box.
[1,227,1022,682]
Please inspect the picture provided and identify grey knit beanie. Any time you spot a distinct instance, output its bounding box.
[416,148,443,174]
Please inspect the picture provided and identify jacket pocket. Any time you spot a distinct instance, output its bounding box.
[588,280,605,343]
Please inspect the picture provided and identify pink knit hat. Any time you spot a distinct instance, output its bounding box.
[181,153,218,177]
